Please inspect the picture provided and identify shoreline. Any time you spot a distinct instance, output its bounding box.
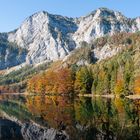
[125,95,140,100]
[78,94,140,100]
[0,92,140,100]
[78,94,116,98]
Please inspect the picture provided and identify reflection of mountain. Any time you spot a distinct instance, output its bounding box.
[0,97,69,140]
[0,94,139,140]
[0,119,23,140]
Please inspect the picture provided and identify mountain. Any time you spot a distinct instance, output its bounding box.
[0,7,140,70]
[1,31,140,94]
[0,33,27,69]
[73,8,140,44]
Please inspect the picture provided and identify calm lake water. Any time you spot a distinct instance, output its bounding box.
[0,94,139,140]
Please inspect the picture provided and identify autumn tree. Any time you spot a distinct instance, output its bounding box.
[27,67,74,95]
[74,66,93,94]
[114,79,124,95]
[57,68,74,94]
[134,76,140,95]
[45,70,57,94]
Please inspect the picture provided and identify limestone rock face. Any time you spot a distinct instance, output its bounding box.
[0,8,140,69]
[8,11,77,64]
[73,8,140,46]
[0,36,27,70]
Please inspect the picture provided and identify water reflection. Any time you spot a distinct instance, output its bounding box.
[0,119,23,140]
[0,94,139,140]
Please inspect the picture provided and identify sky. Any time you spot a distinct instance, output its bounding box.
[0,0,140,32]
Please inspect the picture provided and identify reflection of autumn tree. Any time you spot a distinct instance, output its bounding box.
[26,96,46,115]
[11,94,140,140]
[91,98,119,139]
[92,97,105,120]
[0,85,23,93]
[123,99,140,139]
[74,97,124,139]
[74,97,100,140]
[102,99,116,140]
[74,97,93,125]
[26,96,75,129]
[114,98,126,130]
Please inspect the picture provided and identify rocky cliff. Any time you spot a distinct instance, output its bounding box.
[0,33,27,70]
[0,8,140,69]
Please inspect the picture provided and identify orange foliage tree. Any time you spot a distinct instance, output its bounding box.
[27,68,74,95]
[45,70,57,94]
[134,76,140,95]
[57,68,74,94]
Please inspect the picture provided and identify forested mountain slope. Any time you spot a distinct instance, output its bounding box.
[27,32,140,95]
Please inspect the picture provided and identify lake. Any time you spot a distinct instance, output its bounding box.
[0,94,139,140]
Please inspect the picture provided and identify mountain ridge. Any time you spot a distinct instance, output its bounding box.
[0,8,140,70]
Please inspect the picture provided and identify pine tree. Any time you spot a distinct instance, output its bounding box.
[75,66,93,94]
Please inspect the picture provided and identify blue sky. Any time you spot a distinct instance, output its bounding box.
[0,0,140,32]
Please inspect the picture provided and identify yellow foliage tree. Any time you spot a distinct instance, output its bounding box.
[114,79,124,94]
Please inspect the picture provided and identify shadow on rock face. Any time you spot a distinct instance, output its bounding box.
[0,119,23,140]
